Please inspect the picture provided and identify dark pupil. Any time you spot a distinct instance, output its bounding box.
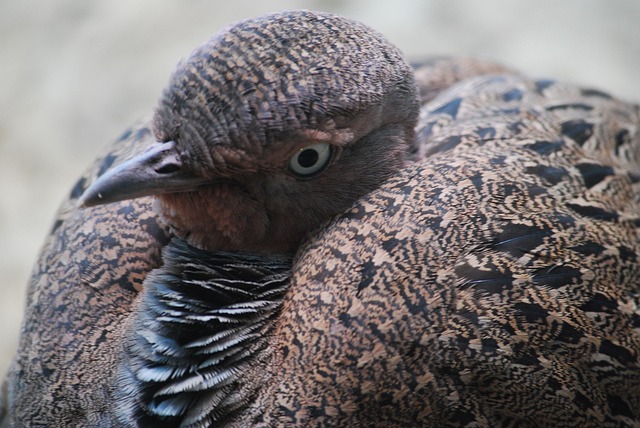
[298,149,319,168]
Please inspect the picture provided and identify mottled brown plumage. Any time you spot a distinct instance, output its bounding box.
[257,76,640,426]
[2,9,640,428]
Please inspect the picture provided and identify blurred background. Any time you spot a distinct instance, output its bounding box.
[1,0,639,378]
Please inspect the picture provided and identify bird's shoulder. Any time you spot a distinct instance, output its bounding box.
[255,75,640,426]
[8,121,171,424]
[32,120,170,298]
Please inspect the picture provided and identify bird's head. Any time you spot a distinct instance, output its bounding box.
[80,10,419,253]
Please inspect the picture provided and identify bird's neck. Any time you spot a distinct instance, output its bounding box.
[154,188,300,253]
[114,238,292,426]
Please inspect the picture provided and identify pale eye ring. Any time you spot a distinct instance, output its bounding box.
[289,143,333,178]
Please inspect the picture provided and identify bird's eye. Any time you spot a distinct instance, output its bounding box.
[288,143,333,178]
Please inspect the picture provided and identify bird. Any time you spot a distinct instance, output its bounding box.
[1,9,639,427]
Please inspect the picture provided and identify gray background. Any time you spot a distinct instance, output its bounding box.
[1,0,639,377]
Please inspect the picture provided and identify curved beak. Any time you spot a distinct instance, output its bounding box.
[79,141,210,207]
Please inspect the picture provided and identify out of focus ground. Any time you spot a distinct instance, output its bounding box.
[1,0,639,378]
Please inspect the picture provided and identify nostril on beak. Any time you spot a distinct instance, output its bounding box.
[155,163,181,174]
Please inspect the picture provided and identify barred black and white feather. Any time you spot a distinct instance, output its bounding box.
[116,239,291,427]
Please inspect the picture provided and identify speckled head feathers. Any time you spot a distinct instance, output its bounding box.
[153,10,419,175]
[81,10,420,252]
